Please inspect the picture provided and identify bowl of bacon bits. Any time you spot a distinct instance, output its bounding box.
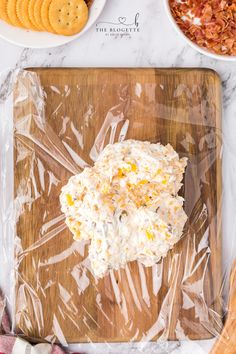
[165,0,236,61]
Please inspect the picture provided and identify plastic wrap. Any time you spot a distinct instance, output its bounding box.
[0,68,234,352]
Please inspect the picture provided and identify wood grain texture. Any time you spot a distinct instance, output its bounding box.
[14,68,222,343]
[211,261,236,354]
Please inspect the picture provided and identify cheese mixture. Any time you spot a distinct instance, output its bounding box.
[60,140,188,278]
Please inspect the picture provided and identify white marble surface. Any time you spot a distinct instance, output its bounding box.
[1,0,236,353]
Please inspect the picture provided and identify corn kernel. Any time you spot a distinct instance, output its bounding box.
[118,168,125,178]
[66,194,74,206]
[127,162,137,172]
[146,229,155,241]
[138,179,148,185]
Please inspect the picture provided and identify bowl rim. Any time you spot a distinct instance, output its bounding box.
[0,0,107,49]
[163,0,236,62]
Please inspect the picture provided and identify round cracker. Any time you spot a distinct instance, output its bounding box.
[7,0,24,27]
[0,0,10,22]
[28,0,40,29]
[41,0,53,32]
[49,0,88,36]
[34,0,45,30]
[16,0,37,29]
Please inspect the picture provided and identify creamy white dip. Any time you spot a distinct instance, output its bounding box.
[60,140,188,278]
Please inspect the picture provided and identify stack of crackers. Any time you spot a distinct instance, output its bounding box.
[0,0,92,36]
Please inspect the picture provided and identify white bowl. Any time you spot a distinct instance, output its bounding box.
[0,0,107,49]
[163,0,236,62]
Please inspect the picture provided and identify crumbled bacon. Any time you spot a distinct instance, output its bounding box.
[85,0,94,8]
[169,0,236,56]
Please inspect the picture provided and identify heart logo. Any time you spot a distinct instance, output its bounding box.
[118,17,127,24]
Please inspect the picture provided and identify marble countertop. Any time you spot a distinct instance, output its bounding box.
[1,0,236,353]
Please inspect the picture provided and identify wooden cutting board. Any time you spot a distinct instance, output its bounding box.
[14,68,222,343]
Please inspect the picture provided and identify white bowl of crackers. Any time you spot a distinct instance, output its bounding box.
[0,0,107,48]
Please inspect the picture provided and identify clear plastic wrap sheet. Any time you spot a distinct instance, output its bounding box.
[0,68,235,353]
